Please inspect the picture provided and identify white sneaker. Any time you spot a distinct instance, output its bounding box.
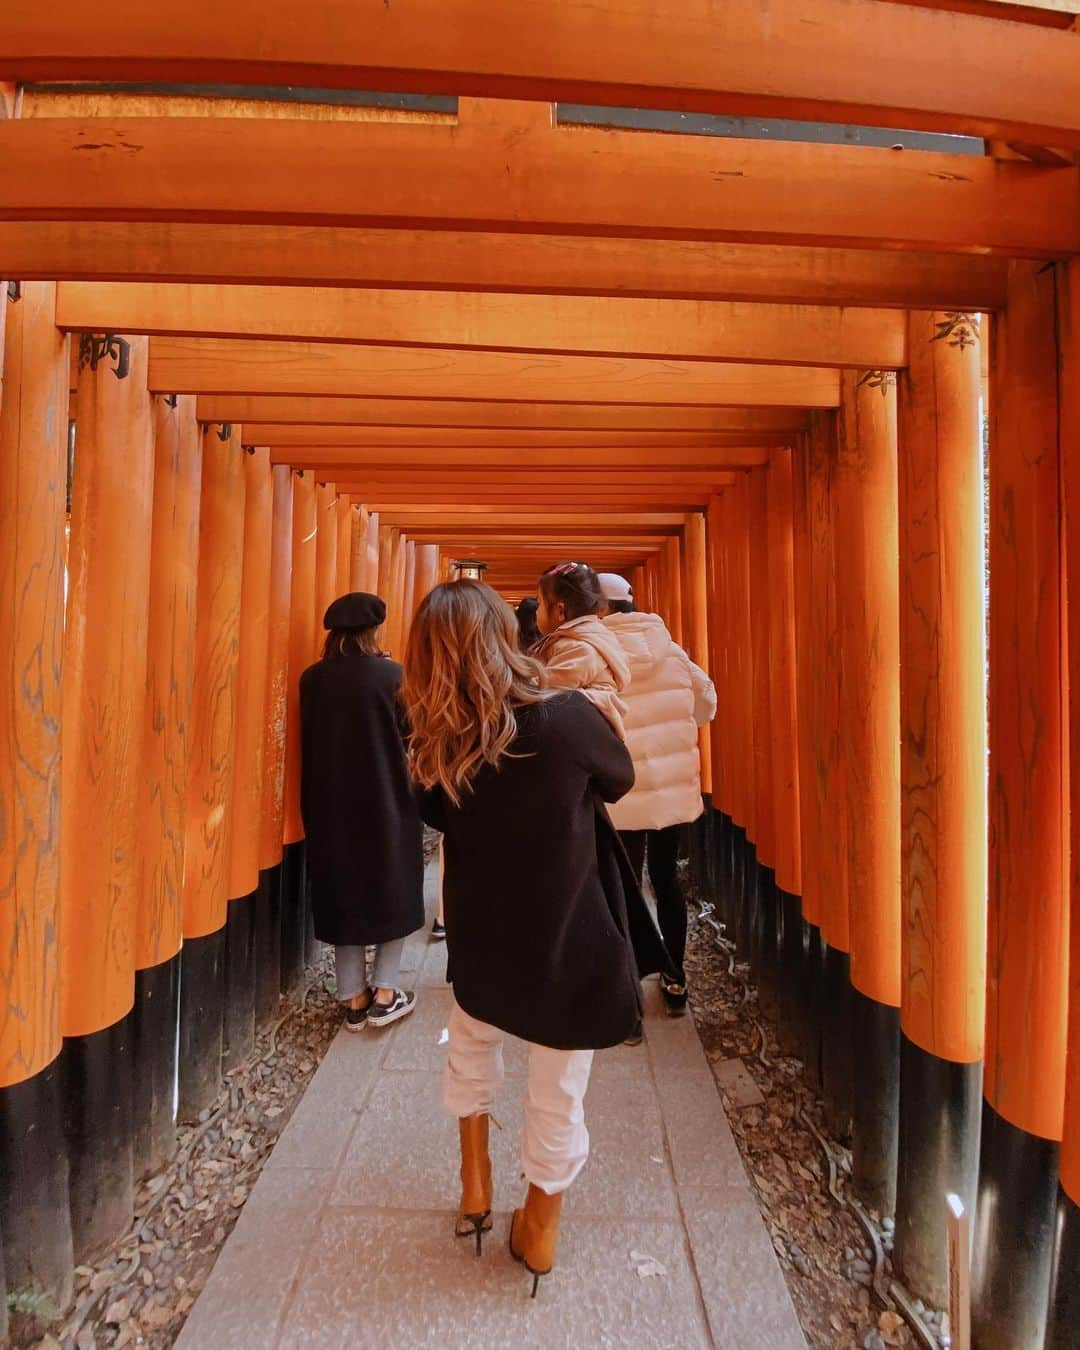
[367,989,417,1028]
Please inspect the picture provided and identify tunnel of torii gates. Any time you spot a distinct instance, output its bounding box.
[4,2,1080,1345]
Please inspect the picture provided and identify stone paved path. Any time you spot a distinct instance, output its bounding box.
[176,871,805,1349]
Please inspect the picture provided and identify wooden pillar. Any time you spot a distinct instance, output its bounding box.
[791,435,826,1082]
[685,511,712,796]
[132,393,200,1179]
[414,543,441,613]
[766,449,804,1059]
[314,481,338,654]
[256,465,292,1023]
[1051,259,1080,1348]
[705,497,727,819]
[834,369,902,1212]
[60,334,154,1257]
[401,540,417,650]
[281,470,315,994]
[728,477,756,956]
[178,423,243,1121]
[970,274,1068,1341]
[335,493,352,595]
[896,309,988,1310]
[0,281,74,1303]
[385,530,408,658]
[223,445,272,1071]
[664,536,684,646]
[808,412,851,1126]
[364,509,380,592]
[349,504,367,590]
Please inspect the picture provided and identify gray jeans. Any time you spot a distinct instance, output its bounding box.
[334,940,406,1002]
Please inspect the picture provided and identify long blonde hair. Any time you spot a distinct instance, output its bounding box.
[403,581,552,804]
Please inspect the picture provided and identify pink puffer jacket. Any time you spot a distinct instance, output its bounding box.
[535,614,630,738]
[602,611,717,832]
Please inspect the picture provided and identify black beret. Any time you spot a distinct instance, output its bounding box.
[323,592,386,631]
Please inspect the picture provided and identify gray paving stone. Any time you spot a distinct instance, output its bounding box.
[382,986,530,1075]
[174,1166,333,1350]
[265,1028,383,1172]
[278,1208,710,1350]
[712,1056,766,1108]
[654,1071,749,1190]
[681,1186,806,1349]
[645,1009,714,1081]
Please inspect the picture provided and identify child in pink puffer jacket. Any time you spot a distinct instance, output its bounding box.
[534,562,630,738]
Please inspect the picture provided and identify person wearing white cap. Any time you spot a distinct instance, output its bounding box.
[597,573,717,1016]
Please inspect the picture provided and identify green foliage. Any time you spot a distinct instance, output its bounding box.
[5,1287,58,1321]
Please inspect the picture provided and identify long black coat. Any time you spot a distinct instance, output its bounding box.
[299,651,424,946]
[417,691,670,1051]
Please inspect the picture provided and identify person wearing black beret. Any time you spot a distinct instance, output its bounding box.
[299,592,425,1030]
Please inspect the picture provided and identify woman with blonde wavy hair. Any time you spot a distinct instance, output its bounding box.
[404,581,667,1296]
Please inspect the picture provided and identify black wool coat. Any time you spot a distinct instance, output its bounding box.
[418,691,670,1051]
[299,651,424,947]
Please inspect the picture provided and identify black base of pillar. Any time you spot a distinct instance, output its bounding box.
[1046,1184,1080,1349]
[255,863,282,1025]
[736,831,754,955]
[303,878,321,969]
[851,988,900,1216]
[712,812,733,932]
[0,1056,74,1308]
[280,841,305,996]
[894,1033,982,1308]
[971,1101,1059,1348]
[800,923,824,1090]
[60,1016,135,1262]
[756,869,781,1022]
[821,945,854,1142]
[178,926,226,1122]
[223,892,256,1072]
[132,952,180,1180]
[776,889,803,1056]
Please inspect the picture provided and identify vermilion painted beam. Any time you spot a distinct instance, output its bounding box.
[55,282,907,369]
[148,339,840,408]
[6,0,1080,145]
[254,427,785,449]
[2,117,1075,255]
[272,446,769,469]
[0,222,1010,310]
[196,397,810,433]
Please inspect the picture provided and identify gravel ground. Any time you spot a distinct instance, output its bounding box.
[682,881,949,1350]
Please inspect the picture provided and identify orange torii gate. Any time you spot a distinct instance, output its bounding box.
[0,16,1079,1345]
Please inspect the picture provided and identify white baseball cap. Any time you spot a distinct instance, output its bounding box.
[597,572,633,601]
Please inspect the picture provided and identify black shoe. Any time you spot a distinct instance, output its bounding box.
[660,976,689,1017]
[367,988,417,1028]
[623,1021,644,1047]
[431,919,446,941]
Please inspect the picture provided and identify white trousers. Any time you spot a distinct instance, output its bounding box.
[443,998,594,1196]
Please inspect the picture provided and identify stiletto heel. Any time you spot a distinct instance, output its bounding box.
[508,1185,563,1297]
[456,1113,493,1256]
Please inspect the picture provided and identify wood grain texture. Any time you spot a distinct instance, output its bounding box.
[283,471,315,847]
[747,469,775,867]
[313,481,339,660]
[807,413,850,953]
[835,370,901,1007]
[1059,259,1080,1201]
[685,511,712,796]
[7,0,1080,144]
[987,266,1068,1135]
[899,310,987,1065]
[182,425,243,940]
[0,222,1009,311]
[134,394,200,970]
[0,282,67,1083]
[61,335,154,1034]
[258,466,293,872]
[791,439,820,927]
[765,450,802,898]
[705,496,728,816]
[728,479,756,835]
[335,496,352,597]
[228,446,272,902]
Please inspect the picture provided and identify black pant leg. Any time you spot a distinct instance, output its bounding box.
[646,824,688,981]
[619,830,648,889]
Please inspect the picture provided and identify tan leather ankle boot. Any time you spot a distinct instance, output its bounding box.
[455,1113,493,1254]
[509,1183,564,1296]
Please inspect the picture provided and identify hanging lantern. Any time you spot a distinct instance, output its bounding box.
[451,558,488,582]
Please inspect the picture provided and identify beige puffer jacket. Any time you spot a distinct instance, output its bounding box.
[603,611,717,832]
[536,614,630,738]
